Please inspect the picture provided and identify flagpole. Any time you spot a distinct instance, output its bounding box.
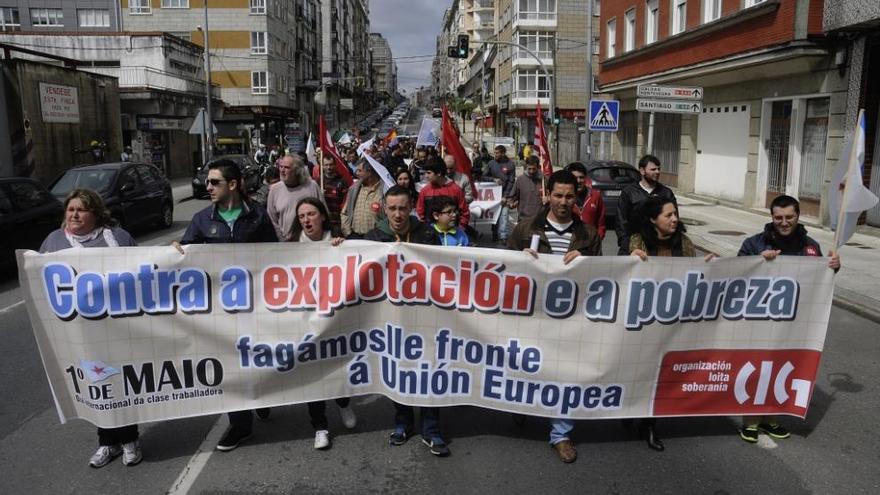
[317,148,324,190]
[832,109,865,251]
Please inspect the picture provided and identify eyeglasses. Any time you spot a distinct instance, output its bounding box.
[439,209,458,215]
[205,178,227,187]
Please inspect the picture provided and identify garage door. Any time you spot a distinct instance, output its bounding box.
[695,104,750,202]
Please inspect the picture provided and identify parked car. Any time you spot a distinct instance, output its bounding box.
[0,177,63,267]
[584,160,641,223]
[50,162,174,232]
[191,154,262,199]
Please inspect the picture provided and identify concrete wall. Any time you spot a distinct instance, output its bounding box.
[2,59,122,182]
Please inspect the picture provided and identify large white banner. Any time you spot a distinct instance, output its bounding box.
[17,242,834,428]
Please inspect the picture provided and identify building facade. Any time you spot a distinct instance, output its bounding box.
[599,0,845,224]
[121,0,321,153]
[320,0,371,130]
[369,33,397,100]
[0,0,122,33]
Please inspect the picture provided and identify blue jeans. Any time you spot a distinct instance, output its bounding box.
[394,402,441,440]
[550,418,574,445]
[495,205,511,240]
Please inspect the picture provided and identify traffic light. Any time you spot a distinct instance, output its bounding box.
[457,34,469,58]
[553,107,561,125]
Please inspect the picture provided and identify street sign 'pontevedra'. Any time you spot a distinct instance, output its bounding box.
[637,84,703,100]
[636,99,703,114]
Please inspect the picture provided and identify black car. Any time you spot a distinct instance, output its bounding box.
[191,154,262,199]
[0,177,63,267]
[584,160,641,223]
[50,162,174,232]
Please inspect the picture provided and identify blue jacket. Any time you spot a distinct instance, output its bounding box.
[738,223,823,257]
[432,223,469,246]
[181,200,278,244]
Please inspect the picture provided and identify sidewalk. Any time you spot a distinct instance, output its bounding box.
[677,193,880,322]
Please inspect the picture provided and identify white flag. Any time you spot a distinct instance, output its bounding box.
[415,118,441,148]
[305,133,316,165]
[79,359,120,384]
[338,132,352,145]
[829,109,879,248]
[357,136,375,157]
[364,153,397,190]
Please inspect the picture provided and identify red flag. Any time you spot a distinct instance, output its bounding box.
[535,101,552,177]
[441,105,474,192]
[317,116,353,186]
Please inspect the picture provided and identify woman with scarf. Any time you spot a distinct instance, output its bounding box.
[39,188,142,468]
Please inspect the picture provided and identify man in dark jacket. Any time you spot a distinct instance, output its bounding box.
[615,154,676,254]
[173,159,277,452]
[485,145,516,242]
[364,186,449,456]
[507,170,601,464]
[737,194,840,444]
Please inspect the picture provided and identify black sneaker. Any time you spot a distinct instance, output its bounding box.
[740,425,759,443]
[255,408,271,421]
[758,423,790,439]
[389,428,408,446]
[422,437,450,457]
[216,426,252,451]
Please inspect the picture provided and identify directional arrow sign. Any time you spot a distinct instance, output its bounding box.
[636,99,702,114]
[637,84,703,100]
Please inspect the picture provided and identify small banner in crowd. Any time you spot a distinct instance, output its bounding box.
[17,242,834,428]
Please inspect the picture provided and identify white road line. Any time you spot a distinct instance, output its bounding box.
[166,416,226,495]
[0,300,24,314]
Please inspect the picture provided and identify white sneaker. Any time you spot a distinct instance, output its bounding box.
[122,440,143,466]
[314,430,331,450]
[89,445,121,468]
[340,405,357,429]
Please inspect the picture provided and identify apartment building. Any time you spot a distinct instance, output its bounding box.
[320,0,371,130]
[121,0,321,150]
[431,7,456,103]
[458,0,494,119]
[493,0,595,163]
[0,0,122,32]
[369,33,397,99]
[825,0,880,227]
[599,0,845,223]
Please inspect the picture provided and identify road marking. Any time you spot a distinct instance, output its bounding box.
[166,416,226,495]
[0,300,24,314]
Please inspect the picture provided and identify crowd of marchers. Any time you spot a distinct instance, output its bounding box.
[39,134,840,467]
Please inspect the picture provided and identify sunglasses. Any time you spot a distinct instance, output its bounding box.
[205,178,227,187]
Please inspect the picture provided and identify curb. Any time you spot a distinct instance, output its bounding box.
[688,236,880,324]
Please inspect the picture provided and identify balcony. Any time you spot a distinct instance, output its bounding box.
[513,10,557,29]
[83,66,206,95]
[511,49,553,68]
[511,91,550,108]
[474,0,493,11]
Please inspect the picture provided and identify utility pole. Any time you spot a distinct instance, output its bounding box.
[551,33,559,167]
[584,0,593,161]
[202,2,214,161]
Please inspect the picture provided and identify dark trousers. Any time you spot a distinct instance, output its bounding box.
[393,402,440,440]
[228,410,253,432]
[307,398,350,430]
[97,425,139,446]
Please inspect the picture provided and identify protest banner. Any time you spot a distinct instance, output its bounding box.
[17,242,834,428]
[470,182,504,227]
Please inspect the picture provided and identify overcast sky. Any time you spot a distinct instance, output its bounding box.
[369,0,449,94]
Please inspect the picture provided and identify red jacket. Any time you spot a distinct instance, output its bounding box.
[417,179,470,226]
[578,186,606,239]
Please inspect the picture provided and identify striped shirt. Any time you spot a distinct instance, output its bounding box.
[544,219,574,255]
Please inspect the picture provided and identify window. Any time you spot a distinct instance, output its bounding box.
[77,9,110,27]
[161,0,189,8]
[606,18,616,58]
[624,9,635,52]
[646,0,659,44]
[7,182,52,211]
[515,31,554,60]
[30,8,64,27]
[671,0,687,35]
[745,0,765,6]
[252,71,268,94]
[250,0,266,14]
[129,0,151,15]
[517,0,556,21]
[514,69,552,99]
[0,7,20,31]
[593,0,600,16]
[703,0,721,23]
[251,32,267,54]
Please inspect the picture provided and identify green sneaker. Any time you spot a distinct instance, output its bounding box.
[758,423,790,439]
[740,425,759,443]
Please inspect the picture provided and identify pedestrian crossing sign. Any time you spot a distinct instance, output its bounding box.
[589,100,619,132]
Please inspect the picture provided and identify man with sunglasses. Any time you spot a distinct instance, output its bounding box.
[174,159,277,451]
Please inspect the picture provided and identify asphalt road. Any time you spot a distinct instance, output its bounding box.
[1,185,878,494]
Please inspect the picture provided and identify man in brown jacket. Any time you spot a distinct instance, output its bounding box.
[506,169,601,463]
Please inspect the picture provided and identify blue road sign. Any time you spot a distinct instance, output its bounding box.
[589,100,620,132]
